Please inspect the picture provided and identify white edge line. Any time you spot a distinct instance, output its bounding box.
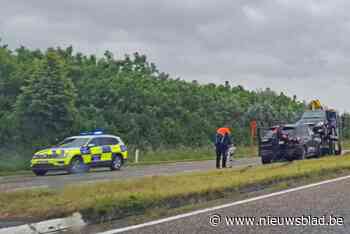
[99,174,350,234]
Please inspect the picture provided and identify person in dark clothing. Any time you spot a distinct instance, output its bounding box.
[215,132,232,168]
[215,132,223,168]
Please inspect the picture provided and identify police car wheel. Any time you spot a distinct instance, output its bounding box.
[111,155,122,171]
[69,157,86,174]
[33,170,47,176]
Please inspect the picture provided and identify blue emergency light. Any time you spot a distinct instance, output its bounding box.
[80,129,105,136]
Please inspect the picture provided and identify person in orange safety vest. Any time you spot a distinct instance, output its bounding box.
[215,127,232,168]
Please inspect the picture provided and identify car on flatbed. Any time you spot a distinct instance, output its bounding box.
[297,109,342,155]
[259,124,322,164]
[31,131,128,176]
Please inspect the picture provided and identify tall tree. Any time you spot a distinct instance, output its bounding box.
[15,51,77,145]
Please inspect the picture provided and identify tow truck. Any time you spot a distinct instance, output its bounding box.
[258,100,342,164]
[296,102,342,155]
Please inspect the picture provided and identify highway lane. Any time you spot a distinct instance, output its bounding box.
[104,174,350,234]
[0,157,260,192]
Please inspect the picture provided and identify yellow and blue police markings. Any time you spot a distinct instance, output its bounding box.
[31,130,128,176]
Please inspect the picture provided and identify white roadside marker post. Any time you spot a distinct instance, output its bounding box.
[135,149,140,163]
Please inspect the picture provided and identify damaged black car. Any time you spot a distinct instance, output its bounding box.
[258,124,322,164]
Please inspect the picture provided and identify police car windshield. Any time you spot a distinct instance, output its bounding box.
[59,138,89,148]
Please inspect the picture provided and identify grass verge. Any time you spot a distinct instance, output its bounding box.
[0,145,257,176]
[1,154,350,224]
[127,145,257,164]
[0,170,32,177]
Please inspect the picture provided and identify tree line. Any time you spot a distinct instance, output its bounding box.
[1,41,347,159]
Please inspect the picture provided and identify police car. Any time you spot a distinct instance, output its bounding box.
[31,130,128,176]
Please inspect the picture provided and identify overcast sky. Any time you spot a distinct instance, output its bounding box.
[1,0,350,111]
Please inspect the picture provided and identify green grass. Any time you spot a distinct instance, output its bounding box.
[0,158,28,172]
[128,145,257,164]
[342,140,350,149]
[0,149,31,172]
[1,154,350,223]
[0,170,32,177]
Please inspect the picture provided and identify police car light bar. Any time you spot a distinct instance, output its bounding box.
[80,129,105,136]
[93,128,104,135]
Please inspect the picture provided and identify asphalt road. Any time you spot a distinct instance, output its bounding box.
[0,157,260,192]
[103,175,350,234]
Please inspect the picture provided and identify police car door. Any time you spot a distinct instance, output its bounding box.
[99,137,114,161]
[88,137,103,164]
